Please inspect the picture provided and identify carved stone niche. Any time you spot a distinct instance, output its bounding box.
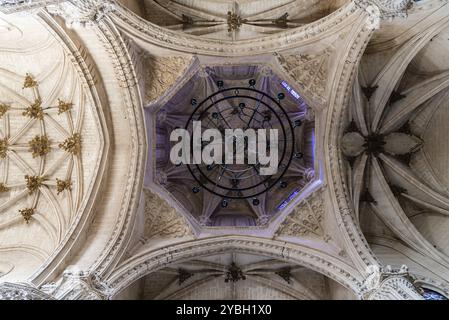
[361,265,424,300]
[0,282,54,300]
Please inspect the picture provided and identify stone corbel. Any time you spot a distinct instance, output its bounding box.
[361,265,424,300]
[47,0,116,28]
[355,0,413,21]
[41,268,112,300]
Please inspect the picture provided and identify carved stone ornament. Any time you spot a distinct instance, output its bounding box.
[47,0,116,28]
[361,265,424,300]
[41,268,111,300]
[0,0,59,14]
[144,188,193,240]
[354,0,413,20]
[276,190,331,242]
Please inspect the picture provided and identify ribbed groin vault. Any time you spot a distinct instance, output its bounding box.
[0,0,448,300]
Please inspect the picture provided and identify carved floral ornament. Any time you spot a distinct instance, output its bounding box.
[0,74,82,223]
[0,1,114,26]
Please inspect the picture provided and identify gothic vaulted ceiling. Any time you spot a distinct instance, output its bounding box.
[149,64,316,228]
